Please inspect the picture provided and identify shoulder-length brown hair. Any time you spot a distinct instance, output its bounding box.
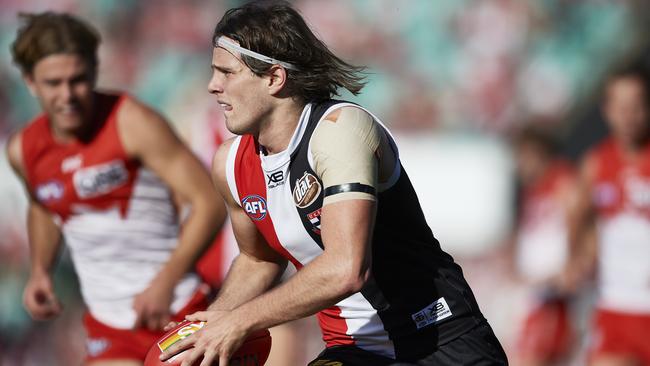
[213,2,366,103]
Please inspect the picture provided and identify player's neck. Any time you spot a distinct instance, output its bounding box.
[50,121,93,144]
[257,100,306,155]
[49,94,97,144]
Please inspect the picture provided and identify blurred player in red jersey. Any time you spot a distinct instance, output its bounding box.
[511,126,578,366]
[570,65,650,366]
[7,12,226,365]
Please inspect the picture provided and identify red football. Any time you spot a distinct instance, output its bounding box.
[144,320,272,366]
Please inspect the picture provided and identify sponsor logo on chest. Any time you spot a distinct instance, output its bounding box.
[73,160,128,199]
[266,170,284,189]
[293,172,321,208]
[242,195,268,221]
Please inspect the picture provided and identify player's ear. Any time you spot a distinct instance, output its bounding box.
[267,65,287,96]
[23,73,37,97]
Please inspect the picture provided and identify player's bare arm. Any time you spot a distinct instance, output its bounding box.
[117,97,226,330]
[228,197,376,322]
[162,195,376,364]
[164,196,376,366]
[7,132,64,320]
[159,138,289,365]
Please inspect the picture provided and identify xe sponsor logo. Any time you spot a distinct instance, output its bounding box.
[266,170,284,188]
[293,172,321,208]
[36,180,64,202]
[242,195,268,221]
[73,160,128,198]
[411,297,452,329]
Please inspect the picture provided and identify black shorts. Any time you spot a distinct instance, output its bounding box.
[308,323,508,366]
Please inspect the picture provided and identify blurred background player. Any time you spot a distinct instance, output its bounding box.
[570,65,650,366]
[510,125,578,366]
[7,12,225,365]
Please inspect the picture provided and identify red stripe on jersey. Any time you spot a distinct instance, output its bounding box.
[318,307,356,347]
[233,135,302,268]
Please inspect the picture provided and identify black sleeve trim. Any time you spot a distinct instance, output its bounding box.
[324,183,376,197]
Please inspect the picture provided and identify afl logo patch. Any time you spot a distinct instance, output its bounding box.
[242,195,268,221]
[36,180,64,202]
[293,172,321,208]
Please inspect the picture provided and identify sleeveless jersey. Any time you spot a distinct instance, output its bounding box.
[515,162,573,284]
[589,138,650,313]
[21,92,199,328]
[225,100,485,361]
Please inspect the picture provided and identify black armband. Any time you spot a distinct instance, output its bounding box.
[324,183,376,197]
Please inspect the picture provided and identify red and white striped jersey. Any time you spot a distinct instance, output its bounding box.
[589,138,650,313]
[21,92,199,328]
[224,100,485,361]
[516,162,573,283]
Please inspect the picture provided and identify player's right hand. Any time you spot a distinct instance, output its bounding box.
[23,272,62,320]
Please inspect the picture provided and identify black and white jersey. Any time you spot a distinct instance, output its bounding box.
[225,100,485,361]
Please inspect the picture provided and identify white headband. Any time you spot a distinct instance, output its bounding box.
[216,36,298,71]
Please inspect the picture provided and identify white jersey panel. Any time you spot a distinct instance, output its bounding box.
[598,212,650,313]
[260,104,322,266]
[265,168,324,265]
[63,168,199,328]
[515,212,568,282]
[337,293,395,358]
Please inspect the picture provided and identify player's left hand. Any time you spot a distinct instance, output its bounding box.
[133,279,174,331]
[160,310,251,366]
